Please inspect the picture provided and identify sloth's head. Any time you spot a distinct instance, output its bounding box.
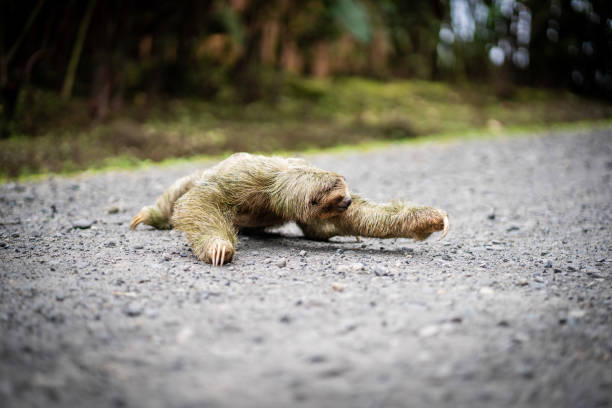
[308,173,352,219]
[271,167,352,222]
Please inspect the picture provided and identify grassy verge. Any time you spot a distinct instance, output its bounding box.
[2,77,611,181]
[5,118,611,184]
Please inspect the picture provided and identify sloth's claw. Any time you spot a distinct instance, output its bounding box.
[210,242,230,266]
[130,211,147,230]
[439,212,449,240]
[214,243,221,266]
[207,241,232,266]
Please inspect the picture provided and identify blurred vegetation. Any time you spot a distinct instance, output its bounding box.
[1,0,611,178]
[2,77,611,179]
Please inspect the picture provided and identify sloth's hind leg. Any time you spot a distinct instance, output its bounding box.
[130,170,205,230]
[130,205,172,230]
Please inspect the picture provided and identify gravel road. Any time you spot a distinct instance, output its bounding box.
[1,126,611,408]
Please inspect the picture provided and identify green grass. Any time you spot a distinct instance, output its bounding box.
[5,118,611,184]
[2,77,612,181]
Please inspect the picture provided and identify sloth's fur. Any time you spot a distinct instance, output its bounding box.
[131,153,449,265]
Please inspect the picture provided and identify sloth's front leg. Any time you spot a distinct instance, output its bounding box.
[171,184,237,266]
[300,195,449,241]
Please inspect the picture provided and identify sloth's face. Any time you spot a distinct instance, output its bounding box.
[311,175,352,219]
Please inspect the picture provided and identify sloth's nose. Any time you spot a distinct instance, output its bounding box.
[339,196,352,208]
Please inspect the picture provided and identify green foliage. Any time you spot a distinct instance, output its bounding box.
[330,0,371,43]
[215,3,245,45]
[11,89,70,135]
[2,77,611,180]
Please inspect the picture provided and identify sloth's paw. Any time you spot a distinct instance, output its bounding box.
[130,207,150,230]
[130,206,171,230]
[204,240,234,266]
[411,208,449,241]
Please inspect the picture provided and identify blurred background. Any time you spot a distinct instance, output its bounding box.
[1,0,611,178]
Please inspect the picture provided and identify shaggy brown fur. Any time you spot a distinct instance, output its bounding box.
[131,153,449,265]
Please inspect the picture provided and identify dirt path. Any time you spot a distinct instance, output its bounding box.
[1,127,611,408]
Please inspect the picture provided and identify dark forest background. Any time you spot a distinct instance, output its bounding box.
[1,0,611,177]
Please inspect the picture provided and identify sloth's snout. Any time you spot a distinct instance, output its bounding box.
[338,195,352,209]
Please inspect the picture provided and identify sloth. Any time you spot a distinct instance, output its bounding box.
[131,153,449,266]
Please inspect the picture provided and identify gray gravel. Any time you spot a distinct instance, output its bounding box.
[1,127,611,408]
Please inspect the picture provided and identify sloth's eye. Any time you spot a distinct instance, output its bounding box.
[310,198,319,205]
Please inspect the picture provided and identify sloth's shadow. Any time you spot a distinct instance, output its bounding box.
[237,225,418,257]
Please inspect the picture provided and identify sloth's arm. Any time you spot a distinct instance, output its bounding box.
[171,183,237,266]
[300,195,448,241]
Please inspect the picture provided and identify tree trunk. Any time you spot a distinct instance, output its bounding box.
[5,0,45,67]
[61,0,97,101]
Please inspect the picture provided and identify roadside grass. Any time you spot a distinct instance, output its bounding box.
[4,118,610,184]
[2,77,611,181]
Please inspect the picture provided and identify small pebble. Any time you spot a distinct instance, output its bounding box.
[72,219,94,229]
[513,332,530,343]
[335,265,350,274]
[275,258,287,268]
[351,262,366,272]
[106,206,120,214]
[516,279,529,286]
[309,355,327,364]
[176,327,194,344]
[585,269,602,278]
[124,301,144,317]
[299,250,307,257]
[568,309,586,319]
[373,265,388,276]
[418,325,439,338]
[332,282,344,292]
[479,287,495,296]
[544,259,553,268]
